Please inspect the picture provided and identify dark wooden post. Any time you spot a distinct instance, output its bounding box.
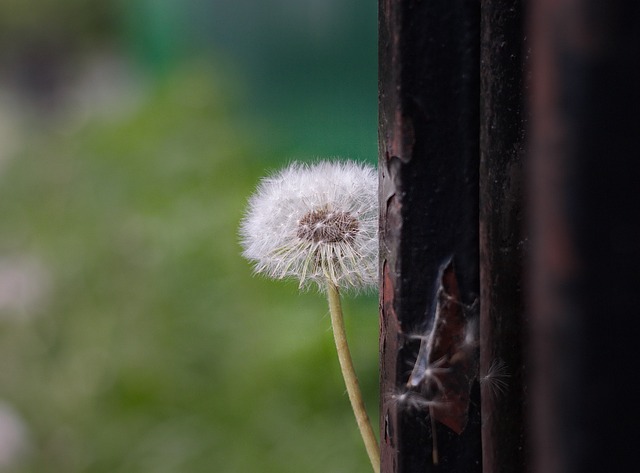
[381,0,640,472]
[529,1,640,472]
[378,0,481,471]
[479,1,528,472]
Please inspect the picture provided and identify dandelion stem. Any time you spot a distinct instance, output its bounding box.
[326,281,380,473]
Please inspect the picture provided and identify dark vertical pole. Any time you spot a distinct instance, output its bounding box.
[479,1,528,472]
[379,0,480,471]
[529,1,640,472]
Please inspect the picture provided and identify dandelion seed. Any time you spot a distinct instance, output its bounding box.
[407,355,450,395]
[240,160,378,291]
[390,389,448,411]
[481,359,510,398]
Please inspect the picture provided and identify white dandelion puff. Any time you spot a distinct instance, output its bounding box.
[240,160,378,291]
[239,159,381,473]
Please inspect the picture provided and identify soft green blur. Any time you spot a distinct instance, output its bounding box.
[0,2,378,473]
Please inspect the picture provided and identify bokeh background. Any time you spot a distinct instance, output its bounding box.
[0,2,378,472]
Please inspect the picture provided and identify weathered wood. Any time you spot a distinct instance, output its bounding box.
[479,1,528,472]
[379,0,481,471]
[529,1,640,472]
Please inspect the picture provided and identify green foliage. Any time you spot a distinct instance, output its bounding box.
[0,66,378,473]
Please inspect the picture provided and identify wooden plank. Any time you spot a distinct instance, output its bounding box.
[479,1,529,472]
[378,0,481,471]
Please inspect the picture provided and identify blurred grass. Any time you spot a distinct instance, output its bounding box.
[0,65,378,472]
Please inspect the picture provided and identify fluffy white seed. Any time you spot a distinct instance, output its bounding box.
[240,160,378,291]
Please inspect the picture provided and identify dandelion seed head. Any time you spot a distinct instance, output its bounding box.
[240,160,378,291]
[297,207,359,244]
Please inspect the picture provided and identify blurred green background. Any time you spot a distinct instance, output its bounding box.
[0,1,378,472]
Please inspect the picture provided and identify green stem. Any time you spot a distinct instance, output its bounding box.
[326,281,380,473]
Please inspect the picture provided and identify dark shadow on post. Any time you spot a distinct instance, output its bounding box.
[529,1,640,472]
[479,1,529,472]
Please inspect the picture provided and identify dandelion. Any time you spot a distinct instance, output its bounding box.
[240,160,380,473]
[240,160,377,291]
